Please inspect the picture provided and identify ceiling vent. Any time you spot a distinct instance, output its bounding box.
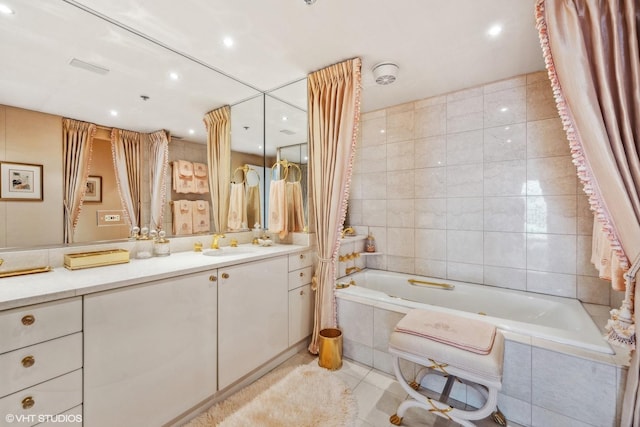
[69,58,110,75]
[372,62,399,85]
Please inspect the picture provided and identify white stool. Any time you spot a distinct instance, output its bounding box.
[388,312,506,427]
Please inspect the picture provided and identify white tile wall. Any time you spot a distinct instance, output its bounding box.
[348,71,621,305]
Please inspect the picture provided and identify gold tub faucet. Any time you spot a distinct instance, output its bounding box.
[211,234,225,249]
[341,227,355,238]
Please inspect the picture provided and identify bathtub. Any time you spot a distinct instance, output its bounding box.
[336,269,613,355]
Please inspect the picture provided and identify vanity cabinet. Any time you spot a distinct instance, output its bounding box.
[288,251,314,346]
[0,297,83,427]
[83,270,217,427]
[217,256,288,390]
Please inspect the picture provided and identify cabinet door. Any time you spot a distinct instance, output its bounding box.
[84,270,218,427]
[288,284,314,346]
[218,256,288,389]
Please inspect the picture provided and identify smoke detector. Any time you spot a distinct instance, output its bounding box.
[372,62,399,85]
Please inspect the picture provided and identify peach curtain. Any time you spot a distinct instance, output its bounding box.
[536,0,640,423]
[307,58,361,354]
[62,118,96,244]
[148,130,169,231]
[111,128,141,231]
[204,106,231,233]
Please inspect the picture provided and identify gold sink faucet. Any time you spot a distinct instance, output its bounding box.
[211,234,225,249]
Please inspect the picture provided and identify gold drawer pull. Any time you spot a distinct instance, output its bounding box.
[222,273,229,279]
[21,315,35,326]
[21,356,35,368]
[21,396,35,410]
[209,275,217,282]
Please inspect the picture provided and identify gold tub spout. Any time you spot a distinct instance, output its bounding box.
[346,266,362,275]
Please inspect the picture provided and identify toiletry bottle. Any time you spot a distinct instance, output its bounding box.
[154,230,171,257]
[365,233,376,253]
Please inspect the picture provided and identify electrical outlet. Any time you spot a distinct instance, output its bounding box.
[97,210,126,226]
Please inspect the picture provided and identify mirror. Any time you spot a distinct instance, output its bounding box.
[228,78,309,238]
[264,79,309,235]
[0,1,272,249]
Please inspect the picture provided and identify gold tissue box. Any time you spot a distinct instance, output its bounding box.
[64,249,130,270]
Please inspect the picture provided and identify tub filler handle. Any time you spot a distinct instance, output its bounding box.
[408,278,455,290]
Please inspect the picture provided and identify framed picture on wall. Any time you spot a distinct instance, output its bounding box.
[0,161,43,201]
[85,176,102,203]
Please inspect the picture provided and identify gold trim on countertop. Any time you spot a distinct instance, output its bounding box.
[0,266,52,278]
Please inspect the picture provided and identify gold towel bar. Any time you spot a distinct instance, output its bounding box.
[407,278,455,290]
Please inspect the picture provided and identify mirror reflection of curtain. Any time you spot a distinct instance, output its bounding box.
[62,118,96,244]
[111,128,141,232]
[307,58,362,354]
[148,130,170,231]
[204,105,231,233]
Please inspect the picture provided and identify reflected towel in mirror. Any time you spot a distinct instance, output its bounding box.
[193,162,209,194]
[269,179,288,239]
[172,199,193,235]
[192,200,210,234]
[227,183,247,231]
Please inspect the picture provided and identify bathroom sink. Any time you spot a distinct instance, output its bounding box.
[202,246,260,257]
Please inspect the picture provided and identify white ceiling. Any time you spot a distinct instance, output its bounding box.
[0,0,544,150]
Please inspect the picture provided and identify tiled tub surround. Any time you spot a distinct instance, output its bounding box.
[336,290,628,427]
[347,71,623,308]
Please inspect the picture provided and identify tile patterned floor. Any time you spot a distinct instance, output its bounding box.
[279,351,522,427]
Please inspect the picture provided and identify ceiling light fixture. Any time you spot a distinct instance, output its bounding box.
[372,62,399,85]
[0,4,14,14]
[488,24,503,37]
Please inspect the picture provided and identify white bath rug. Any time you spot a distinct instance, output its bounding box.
[184,364,357,427]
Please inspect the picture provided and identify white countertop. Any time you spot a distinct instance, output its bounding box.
[0,244,309,311]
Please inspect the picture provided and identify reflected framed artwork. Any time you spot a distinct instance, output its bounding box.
[85,176,102,203]
[0,161,43,201]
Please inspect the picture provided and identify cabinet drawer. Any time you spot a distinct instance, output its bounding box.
[288,267,313,290]
[0,333,82,398]
[0,297,82,354]
[0,369,82,427]
[288,251,313,271]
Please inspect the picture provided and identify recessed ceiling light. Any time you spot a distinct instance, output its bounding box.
[0,4,14,14]
[488,24,503,37]
[110,110,118,117]
[188,129,195,135]
[169,72,179,80]
[223,37,234,48]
